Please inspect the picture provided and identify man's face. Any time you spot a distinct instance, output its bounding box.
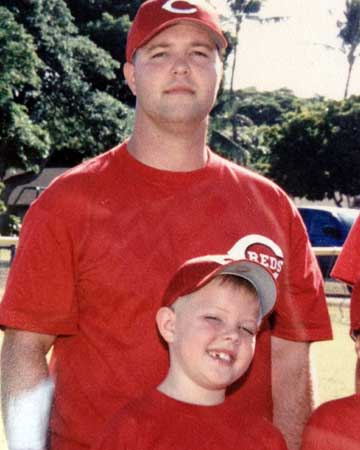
[124,22,223,127]
[166,278,260,402]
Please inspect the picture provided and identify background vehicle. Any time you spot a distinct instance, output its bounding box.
[298,206,359,295]
[298,205,359,247]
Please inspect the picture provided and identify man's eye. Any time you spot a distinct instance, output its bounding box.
[151,52,166,58]
[192,50,208,58]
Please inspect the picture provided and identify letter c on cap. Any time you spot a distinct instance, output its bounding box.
[162,0,199,14]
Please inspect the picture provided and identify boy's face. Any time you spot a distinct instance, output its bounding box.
[158,277,260,403]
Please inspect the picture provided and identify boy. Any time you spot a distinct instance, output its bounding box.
[300,282,360,450]
[94,254,288,450]
[301,217,360,450]
[332,214,360,391]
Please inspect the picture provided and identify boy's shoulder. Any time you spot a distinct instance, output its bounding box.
[302,395,360,449]
[308,394,360,427]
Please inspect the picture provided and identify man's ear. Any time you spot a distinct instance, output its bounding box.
[156,307,176,343]
[123,62,136,96]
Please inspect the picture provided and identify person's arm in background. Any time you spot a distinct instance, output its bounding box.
[272,336,314,450]
[1,329,56,450]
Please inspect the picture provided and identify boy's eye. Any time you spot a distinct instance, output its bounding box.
[205,315,221,322]
[239,326,256,336]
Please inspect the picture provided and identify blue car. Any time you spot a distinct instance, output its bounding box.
[298,205,359,247]
[298,206,359,285]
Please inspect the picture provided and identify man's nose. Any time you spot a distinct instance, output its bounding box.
[172,56,190,75]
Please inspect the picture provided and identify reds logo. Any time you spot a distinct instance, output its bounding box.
[162,0,207,14]
[227,234,284,280]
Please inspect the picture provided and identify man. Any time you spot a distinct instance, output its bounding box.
[0,2,332,450]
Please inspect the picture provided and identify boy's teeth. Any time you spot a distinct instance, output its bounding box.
[209,351,231,362]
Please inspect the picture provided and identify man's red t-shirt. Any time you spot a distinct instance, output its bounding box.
[0,143,332,450]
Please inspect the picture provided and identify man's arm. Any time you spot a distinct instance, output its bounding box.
[271,336,314,450]
[1,328,56,450]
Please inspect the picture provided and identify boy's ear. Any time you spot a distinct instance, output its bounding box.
[123,62,136,96]
[156,307,176,343]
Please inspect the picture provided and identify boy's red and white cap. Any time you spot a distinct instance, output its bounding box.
[162,254,277,319]
[126,0,228,62]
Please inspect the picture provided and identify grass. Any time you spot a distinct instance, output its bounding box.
[312,301,356,404]
[0,279,356,450]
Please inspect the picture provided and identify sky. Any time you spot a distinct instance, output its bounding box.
[215,0,359,99]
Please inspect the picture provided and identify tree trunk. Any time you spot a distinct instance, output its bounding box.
[344,47,356,99]
[230,20,241,94]
[333,192,344,207]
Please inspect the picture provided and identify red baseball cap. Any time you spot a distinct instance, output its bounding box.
[126,0,228,62]
[162,254,277,320]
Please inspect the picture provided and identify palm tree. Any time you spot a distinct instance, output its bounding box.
[338,0,360,98]
[225,1,262,94]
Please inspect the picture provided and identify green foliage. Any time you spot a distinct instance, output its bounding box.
[7,214,22,236]
[66,0,142,105]
[0,1,131,180]
[211,88,302,173]
[324,97,360,199]
[226,0,262,18]
[338,0,360,97]
[0,6,50,179]
[339,0,360,47]
[267,96,360,205]
[0,183,6,214]
[231,88,300,126]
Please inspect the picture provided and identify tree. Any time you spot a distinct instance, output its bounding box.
[225,0,263,94]
[0,6,50,183]
[324,96,360,204]
[64,0,143,106]
[0,1,133,232]
[338,0,360,98]
[210,88,304,172]
[267,97,360,206]
[0,1,132,195]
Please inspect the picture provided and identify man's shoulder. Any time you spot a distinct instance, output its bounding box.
[50,142,125,189]
[212,151,280,184]
[210,151,291,202]
[32,142,125,208]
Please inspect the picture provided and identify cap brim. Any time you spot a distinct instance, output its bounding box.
[163,256,276,320]
[128,18,227,62]
[219,260,277,319]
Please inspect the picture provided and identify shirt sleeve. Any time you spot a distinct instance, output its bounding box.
[0,201,78,335]
[272,203,332,342]
[331,215,360,285]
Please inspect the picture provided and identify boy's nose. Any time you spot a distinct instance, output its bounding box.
[222,327,241,343]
